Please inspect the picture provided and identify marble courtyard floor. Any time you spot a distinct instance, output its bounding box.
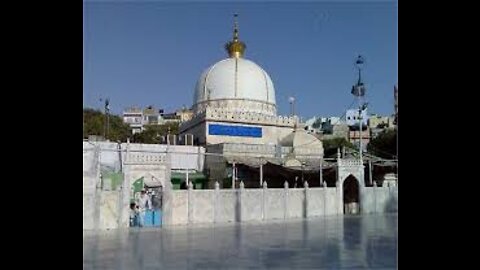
[83,214,397,269]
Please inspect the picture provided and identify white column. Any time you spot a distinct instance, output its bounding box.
[368,160,373,186]
[284,180,289,219]
[323,180,328,216]
[214,181,219,223]
[304,181,309,218]
[319,158,323,186]
[239,181,244,222]
[187,181,193,224]
[232,162,236,189]
[262,180,268,220]
[260,163,263,187]
[336,180,342,215]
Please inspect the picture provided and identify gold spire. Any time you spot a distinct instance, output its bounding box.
[225,13,246,58]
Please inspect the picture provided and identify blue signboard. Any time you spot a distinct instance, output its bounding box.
[209,124,262,138]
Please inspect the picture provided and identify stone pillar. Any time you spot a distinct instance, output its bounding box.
[284,180,289,220]
[368,160,373,186]
[336,180,342,215]
[93,144,102,231]
[323,180,327,216]
[304,181,309,218]
[232,162,236,189]
[373,181,377,213]
[262,180,268,220]
[319,158,323,187]
[187,181,193,224]
[161,174,173,226]
[214,181,219,223]
[118,143,130,228]
[238,180,244,223]
[259,163,263,188]
[197,146,202,173]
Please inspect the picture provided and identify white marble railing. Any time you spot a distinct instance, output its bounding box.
[338,158,363,166]
[180,106,297,130]
[223,143,276,154]
[125,153,167,164]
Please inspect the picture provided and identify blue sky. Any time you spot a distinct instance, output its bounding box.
[83,1,397,119]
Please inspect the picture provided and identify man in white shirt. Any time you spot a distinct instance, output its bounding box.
[136,189,152,227]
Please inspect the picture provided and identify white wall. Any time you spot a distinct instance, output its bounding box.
[84,142,398,230]
[165,184,398,226]
[83,141,205,172]
[361,185,398,213]
[167,185,339,226]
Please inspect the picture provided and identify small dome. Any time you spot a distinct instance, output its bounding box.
[280,127,322,148]
[280,125,324,158]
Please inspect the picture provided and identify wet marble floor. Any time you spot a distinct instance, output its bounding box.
[83,214,397,269]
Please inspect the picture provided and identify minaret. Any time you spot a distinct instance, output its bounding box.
[225,14,246,58]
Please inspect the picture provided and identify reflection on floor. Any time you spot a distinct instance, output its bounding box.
[83,214,397,269]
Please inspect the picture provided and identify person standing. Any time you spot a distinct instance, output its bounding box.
[129,203,140,227]
[136,189,152,227]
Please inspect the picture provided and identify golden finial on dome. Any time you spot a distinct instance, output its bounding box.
[225,13,246,58]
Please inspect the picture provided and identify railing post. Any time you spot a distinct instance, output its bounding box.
[336,180,341,215]
[284,180,289,219]
[304,181,309,218]
[187,181,193,224]
[323,180,327,216]
[214,181,219,223]
[262,180,268,220]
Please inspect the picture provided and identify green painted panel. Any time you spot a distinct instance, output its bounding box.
[101,171,124,190]
[132,177,144,193]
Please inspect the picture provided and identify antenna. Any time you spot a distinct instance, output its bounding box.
[103,97,110,140]
[288,96,295,116]
[351,55,368,161]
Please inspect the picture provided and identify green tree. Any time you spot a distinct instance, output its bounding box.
[322,137,354,158]
[367,129,397,159]
[83,108,131,142]
[132,122,180,144]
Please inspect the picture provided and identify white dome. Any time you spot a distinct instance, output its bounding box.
[193,58,276,115]
[280,125,324,158]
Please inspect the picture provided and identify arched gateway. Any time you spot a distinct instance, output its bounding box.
[337,156,365,215]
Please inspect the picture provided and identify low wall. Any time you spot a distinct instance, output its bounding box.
[362,185,398,214]
[165,182,398,226]
[166,183,340,226]
[83,190,123,230]
[85,184,399,229]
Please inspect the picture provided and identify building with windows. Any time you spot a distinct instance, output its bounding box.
[122,107,144,134]
[123,106,193,134]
